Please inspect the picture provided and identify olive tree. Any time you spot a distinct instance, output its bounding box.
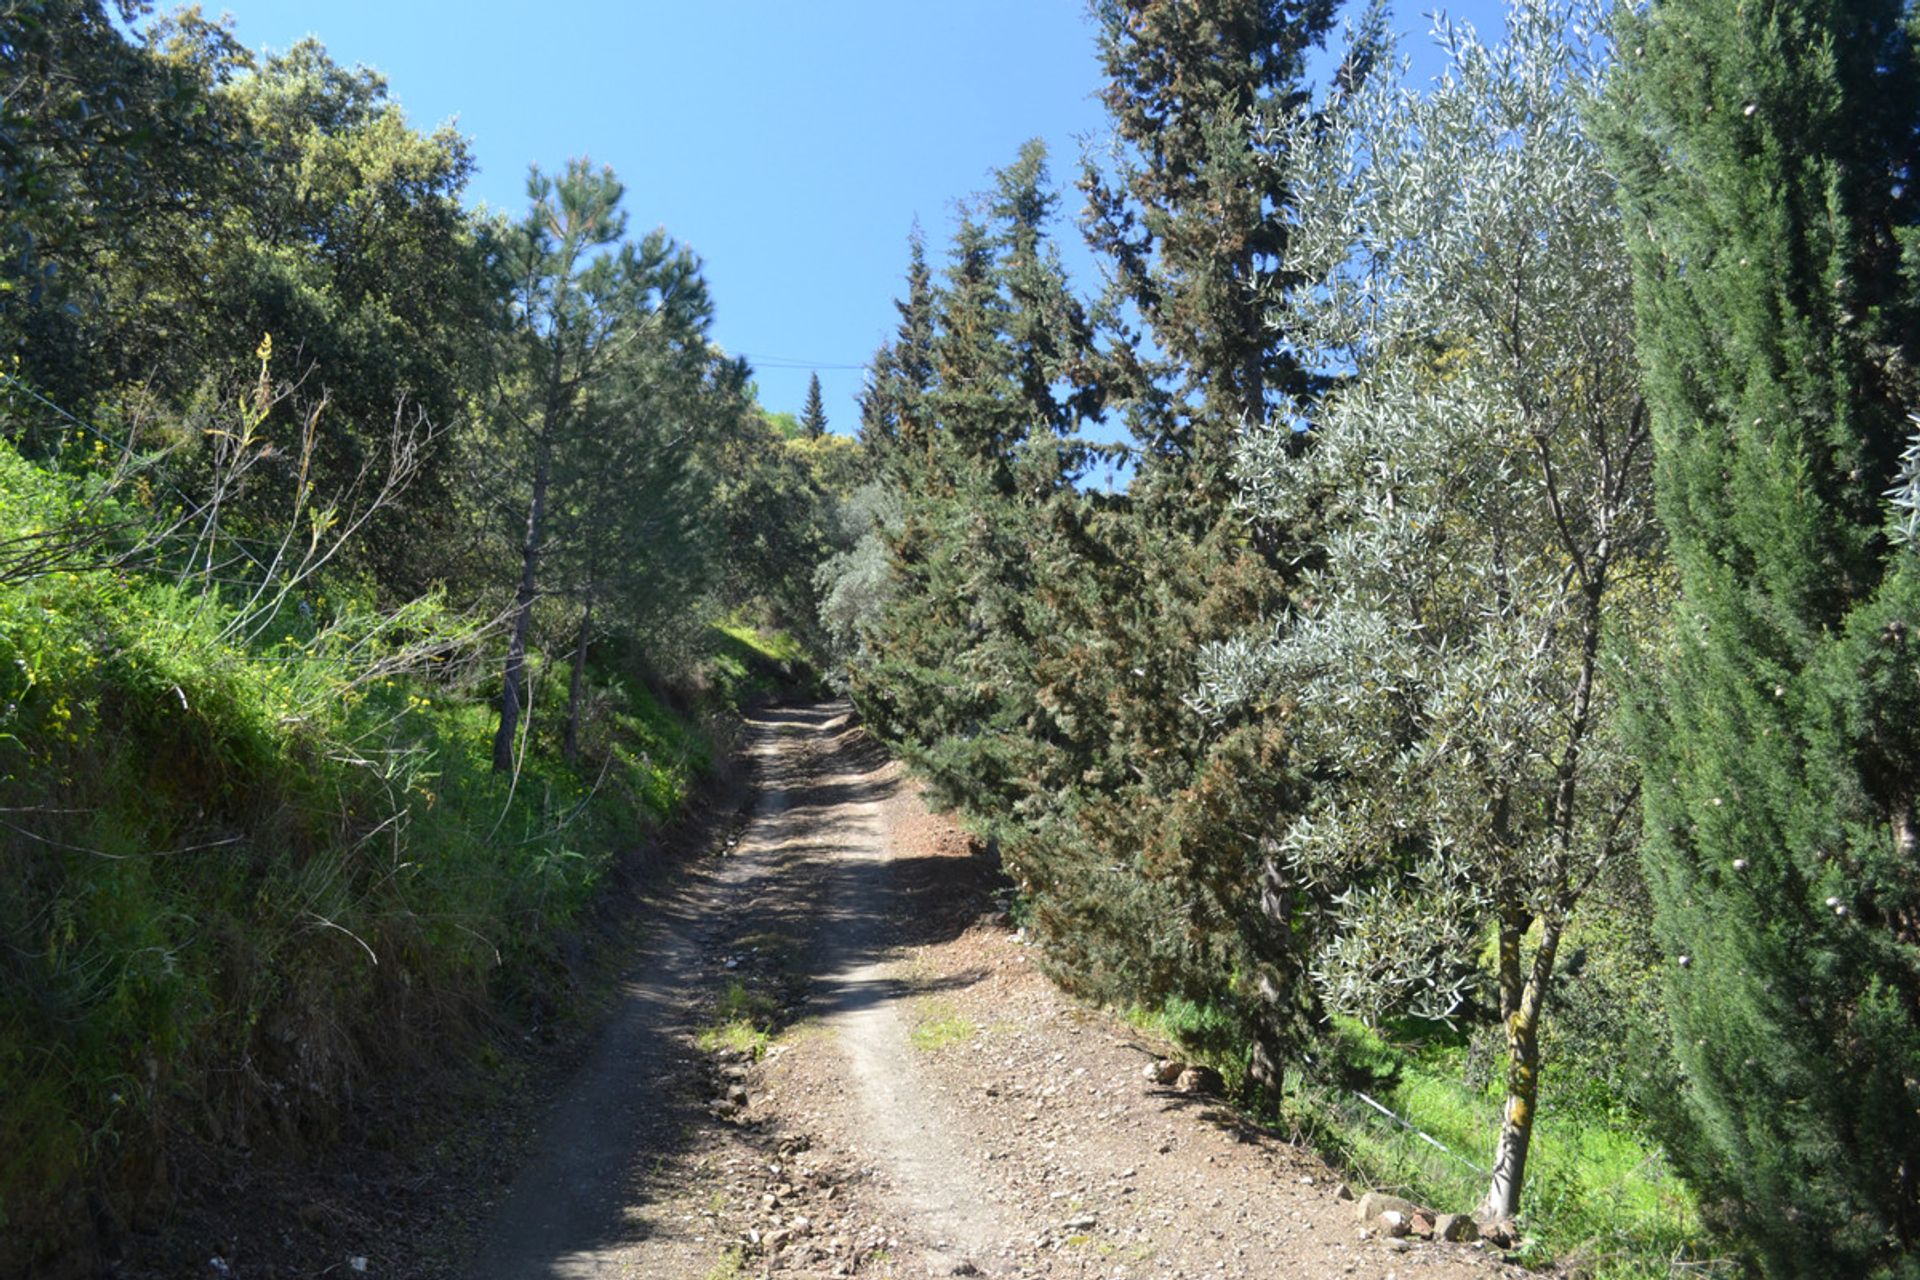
[1198,0,1660,1221]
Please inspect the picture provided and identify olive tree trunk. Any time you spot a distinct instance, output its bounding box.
[1479,913,1562,1223]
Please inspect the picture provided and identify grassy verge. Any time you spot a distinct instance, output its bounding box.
[0,442,808,1268]
[707,617,820,707]
[1128,995,1723,1278]
[1289,1018,1720,1277]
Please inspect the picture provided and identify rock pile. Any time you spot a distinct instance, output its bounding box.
[1354,1189,1518,1252]
[706,1047,758,1121]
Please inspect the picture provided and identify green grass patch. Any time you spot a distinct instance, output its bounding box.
[1121,995,1251,1093]
[713,619,807,666]
[1287,1017,1723,1278]
[706,618,818,707]
[702,1245,748,1280]
[714,977,776,1024]
[695,979,776,1059]
[694,1017,770,1061]
[1115,984,1724,1278]
[908,998,977,1052]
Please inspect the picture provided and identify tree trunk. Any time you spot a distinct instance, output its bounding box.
[1246,971,1292,1095]
[1243,344,1265,428]
[1246,853,1313,1094]
[563,594,593,764]
[1478,913,1563,1222]
[492,439,550,773]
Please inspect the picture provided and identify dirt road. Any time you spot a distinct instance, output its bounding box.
[462,704,1524,1280]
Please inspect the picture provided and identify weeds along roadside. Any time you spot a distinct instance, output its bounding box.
[1123,990,1732,1280]
[0,432,814,1270]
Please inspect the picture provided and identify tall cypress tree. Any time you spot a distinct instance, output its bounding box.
[853,143,1099,808]
[813,234,937,670]
[856,228,937,479]
[800,372,828,438]
[1053,0,1339,1087]
[1603,1,1920,1271]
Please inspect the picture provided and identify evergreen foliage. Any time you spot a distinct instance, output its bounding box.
[0,9,843,1265]
[856,228,938,478]
[836,0,1349,1094]
[1081,0,1335,520]
[702,394,842,641]
[2,2,247,408]
[849,142,1099,820]
[1042,0,1344,1085]
[484,158,719,772]
[801,371,829,438]
[5,14,498,592]
[1603,0,1920,1271]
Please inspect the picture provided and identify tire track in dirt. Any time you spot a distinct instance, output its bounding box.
[741,709,1533,1280]
[463,706,825,1279]
[463,703,1528,1280]
[805,708,1012,1275]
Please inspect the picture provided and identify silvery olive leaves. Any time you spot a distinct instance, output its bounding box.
[1198,0,1662,1029]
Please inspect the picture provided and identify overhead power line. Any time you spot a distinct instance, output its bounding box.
[733,352,873,372]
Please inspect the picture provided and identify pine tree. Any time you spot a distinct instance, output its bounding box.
[1603,1,1920,1270]
[550,326,733,761]
[834,3,1355,1099]
[801,372,828,438]
[489,159,711,773]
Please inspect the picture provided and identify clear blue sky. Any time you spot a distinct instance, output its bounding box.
[195,1,1503,432]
